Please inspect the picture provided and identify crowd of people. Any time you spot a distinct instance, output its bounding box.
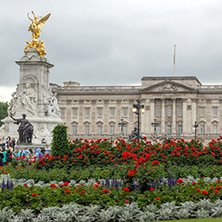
[0,136,47,167]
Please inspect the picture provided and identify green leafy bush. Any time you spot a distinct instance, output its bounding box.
[51,125,69,157]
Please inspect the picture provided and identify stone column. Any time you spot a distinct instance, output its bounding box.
[206,99,211,134]
[161,98,165,134]
[191,99,197,127]
[172,99,176,134]
[219,98,222,133]
[104,99,109,134]
[79,100,84,134]
[183,98,187,135]
[150,99,155,133]
[91,100,96,134]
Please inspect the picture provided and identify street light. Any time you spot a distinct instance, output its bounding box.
[132,99,145,140]
[193,121,199,141]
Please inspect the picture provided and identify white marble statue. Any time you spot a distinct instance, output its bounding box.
[17,83,37,115]
[7,92,17,116]
[45,92,60,117]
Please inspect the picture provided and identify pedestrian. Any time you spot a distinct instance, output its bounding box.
[21,147,31,160]
[34,147,43,160]
[6,149,12,163]
[13,148,21,162]
[2,148,7,166]
[0,148,4,166]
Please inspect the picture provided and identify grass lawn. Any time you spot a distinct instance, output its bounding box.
[161,218,222,222]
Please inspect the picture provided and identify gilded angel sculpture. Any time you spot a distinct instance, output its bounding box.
[24,11,51,57]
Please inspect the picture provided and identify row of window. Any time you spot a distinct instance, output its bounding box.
[61,107,128,118]
[72,124,219,135]
[157,125,218,135]
[155,107,219,117]
[72,125,127,135]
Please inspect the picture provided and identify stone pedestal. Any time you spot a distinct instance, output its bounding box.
[0,48,63,145]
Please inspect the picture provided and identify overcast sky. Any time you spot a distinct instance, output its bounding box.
[1,0,222,101]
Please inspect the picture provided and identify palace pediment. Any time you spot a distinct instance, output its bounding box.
[140,80,198,93]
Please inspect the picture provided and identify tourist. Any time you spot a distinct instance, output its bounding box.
[29,148,34,161]
[6,149,12,163]
[34,147,43,159]
[2,148,7,166]
[13,148,21,162]
[41,147,47,156]
[41,138,46,144]
[0,148,4,166]
[21,147,31,160]
[6,137,11,148]
[10,138,16,150]
[0,139,2,148]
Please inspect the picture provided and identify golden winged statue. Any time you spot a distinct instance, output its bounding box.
[24,11,51,57]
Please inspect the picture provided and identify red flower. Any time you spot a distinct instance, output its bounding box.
[217,180,221,183]
[152,160,160,166]
[149,188,155,191]
[196,189,201,192]
[192,182,197,185]
[32,193,38,196]
[97,181,101,184]
[80,190,85,194]
[123,187,130,192]
[63,182,69,186]
[216,186,222,190]
[156,197,160,201]
[215,190,220,194]
[102,189,110,193]
[66,190,71,194]
[75,189,79,191]
[50,184,57,188]
[210,187,214,190]
[177,179,183,184]
[125,200,129,204]
[202,190,208,195]
[24,184,28,187]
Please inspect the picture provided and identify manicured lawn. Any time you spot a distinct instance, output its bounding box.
[161,218,222,222]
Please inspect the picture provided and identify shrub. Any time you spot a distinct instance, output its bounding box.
[51,125,69,157]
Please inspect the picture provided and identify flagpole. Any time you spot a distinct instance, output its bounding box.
[173,45,176,76]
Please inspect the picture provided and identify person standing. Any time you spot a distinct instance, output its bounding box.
[2,148,7,166]
[13,148,21,162]
[0,148,4,166]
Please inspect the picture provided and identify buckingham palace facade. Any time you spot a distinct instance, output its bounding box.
[51,76,222,143]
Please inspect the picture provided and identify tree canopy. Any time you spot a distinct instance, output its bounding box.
[0,102,8,126]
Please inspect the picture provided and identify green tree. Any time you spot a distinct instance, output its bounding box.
[0,102,8,127]
[51,125,69,157]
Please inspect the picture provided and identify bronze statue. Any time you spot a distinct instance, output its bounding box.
[24,11,51,57]
[128,127,138,142]
[10,114,34,144]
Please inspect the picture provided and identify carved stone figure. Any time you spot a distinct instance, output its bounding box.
[7,92,17,116]
[45,93,60,117]
[17,83,37,115]
[10,114,34,144]
[161,83,177,91]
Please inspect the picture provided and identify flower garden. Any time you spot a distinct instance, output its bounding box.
[2,126,222,221]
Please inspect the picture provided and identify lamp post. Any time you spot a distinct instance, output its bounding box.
[118,119,126,137]
[193,121,199,141]
[132,99,145,140]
